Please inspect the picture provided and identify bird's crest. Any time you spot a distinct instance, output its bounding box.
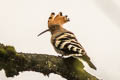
[38,12,70,36]
[48,12,70,27]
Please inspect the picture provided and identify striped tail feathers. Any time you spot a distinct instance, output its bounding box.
[75,55,97,70]
[86,58,97,70]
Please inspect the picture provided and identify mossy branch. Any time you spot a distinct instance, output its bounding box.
[0,43,99,80]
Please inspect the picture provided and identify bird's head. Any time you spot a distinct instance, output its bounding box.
[37,12,70,36]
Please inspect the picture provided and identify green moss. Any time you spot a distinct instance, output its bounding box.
[48,61,52,68]
[16,54,26,60]
[0,43,4,48]
[5,46,16,56]
[0,48,7,60]
[0,48,7,54]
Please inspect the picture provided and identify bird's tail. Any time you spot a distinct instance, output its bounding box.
[74,55,97,70]
[85,58,97,70]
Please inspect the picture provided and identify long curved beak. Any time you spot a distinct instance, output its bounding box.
[37,29,50,37]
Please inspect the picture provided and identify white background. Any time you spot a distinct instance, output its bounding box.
[0,0,120,80]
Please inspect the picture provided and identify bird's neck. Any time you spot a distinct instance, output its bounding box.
[50,26,67,35]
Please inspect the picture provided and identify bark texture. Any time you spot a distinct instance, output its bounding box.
[0,43,99,80]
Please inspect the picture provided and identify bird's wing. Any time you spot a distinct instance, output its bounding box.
[53,32,86,56]
[53,32,97,70]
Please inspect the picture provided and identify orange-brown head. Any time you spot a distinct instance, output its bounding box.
[37,12,70,36]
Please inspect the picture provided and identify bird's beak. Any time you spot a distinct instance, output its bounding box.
[37,29,50,37]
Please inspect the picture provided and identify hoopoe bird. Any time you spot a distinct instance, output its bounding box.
[38,12,96,70]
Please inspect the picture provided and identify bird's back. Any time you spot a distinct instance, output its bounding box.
[51,28,96,70]
[51,28,85,56]
[47,12,97,70]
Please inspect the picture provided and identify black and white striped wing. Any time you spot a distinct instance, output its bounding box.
[52,32,97,70]
[53,32,86,56]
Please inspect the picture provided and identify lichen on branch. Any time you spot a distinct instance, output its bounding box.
[0,43,99,80]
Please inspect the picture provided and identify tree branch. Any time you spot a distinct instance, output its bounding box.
[0,43,99,80]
